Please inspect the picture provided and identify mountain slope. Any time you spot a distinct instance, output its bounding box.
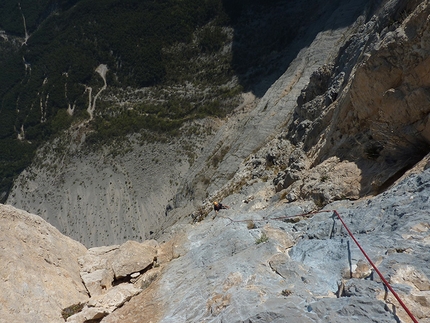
[5,0,430,252]
[7,0,380,247]
[0,0,235,201]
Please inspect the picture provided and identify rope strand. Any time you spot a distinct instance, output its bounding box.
[331,210,418,323]
[220,208,419,322]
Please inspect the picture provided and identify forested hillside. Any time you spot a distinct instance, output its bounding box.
[0,0,227,201]
[0,0,306,201]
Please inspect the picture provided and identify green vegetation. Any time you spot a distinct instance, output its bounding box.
[0,0,240,201]
[255,232,269,245]
[61,302,84,320]
[0,0,295,201]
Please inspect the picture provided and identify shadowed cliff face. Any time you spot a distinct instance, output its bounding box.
[284,0,430,200]
[224,0,376,97]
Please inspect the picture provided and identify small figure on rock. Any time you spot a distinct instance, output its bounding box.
[213,201,229,214]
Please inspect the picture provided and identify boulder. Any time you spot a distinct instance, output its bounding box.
[78,245,119,273]
[78,245,118,296]
[111,240,158,279]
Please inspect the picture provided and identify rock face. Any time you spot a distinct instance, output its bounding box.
[286,0,430,201]
[0,204,88,323]
[2,160,430,322]
[0,204,164,323]
[101,163,430,323]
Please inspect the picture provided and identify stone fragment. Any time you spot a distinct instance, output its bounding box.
[87,283,142,311]
[66,284,142,323]
[81,268,114,297]
[78,245,119,296]
[66,307,107,323]
[130,272,140,278]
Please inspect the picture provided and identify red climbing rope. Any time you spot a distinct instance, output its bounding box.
[331,210,419,323]
[221,208,419,322]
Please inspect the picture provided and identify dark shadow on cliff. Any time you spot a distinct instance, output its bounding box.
[223,0,377,98]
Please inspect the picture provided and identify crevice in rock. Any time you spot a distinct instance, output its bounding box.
[376,165,410,195]
[83,318,104,323]
[268,261,286,280]
[336,280,346,298]
[80,278,91,298]
[112,258,156,287]
[61,303,85,321]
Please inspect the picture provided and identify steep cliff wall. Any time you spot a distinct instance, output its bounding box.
[2,1,430,322]
[7,125,210,247]
[310,0,430,191]
[263,0,430,206]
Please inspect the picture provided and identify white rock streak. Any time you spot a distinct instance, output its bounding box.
[18,2,29,44]
[87,64,108,120]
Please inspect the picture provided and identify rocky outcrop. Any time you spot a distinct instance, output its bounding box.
[7,0,379,248]
[66,284,142,323]
[2,159,430,322]
[0,204,88,323]
[66,239,160,322]
[0,204,167,323]
[78,245,118,297]
[286,0,430,201]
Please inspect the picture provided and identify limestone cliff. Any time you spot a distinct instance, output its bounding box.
[2,157,429,322]
[284,0,430,201]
